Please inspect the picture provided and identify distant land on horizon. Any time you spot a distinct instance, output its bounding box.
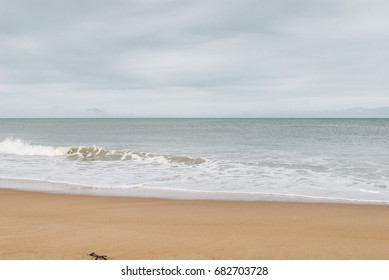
[257,107,389,119]
[1,107,389,119]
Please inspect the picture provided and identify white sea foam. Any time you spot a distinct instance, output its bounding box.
[66,146,206,164]
[0,138,68,157]
[1,177,388,205]
[0,138,206,165]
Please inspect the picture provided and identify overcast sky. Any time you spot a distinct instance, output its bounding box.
[0,0,389,117]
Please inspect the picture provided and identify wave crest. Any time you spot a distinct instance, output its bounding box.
[0,138,67,156]
[67,146,206,165]
[0,138,206,165]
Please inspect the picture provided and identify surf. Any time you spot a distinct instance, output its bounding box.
[0,138,68,157]
[0,138,206,165]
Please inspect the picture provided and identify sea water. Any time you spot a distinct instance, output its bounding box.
[0,118,388,204]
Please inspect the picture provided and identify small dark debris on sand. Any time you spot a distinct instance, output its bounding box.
[88,252,108,260]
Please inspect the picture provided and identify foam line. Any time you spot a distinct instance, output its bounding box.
[0,138,206,165]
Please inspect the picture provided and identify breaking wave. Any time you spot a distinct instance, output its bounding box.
[0,138,206,165]
[0,138,68,156]
[66,146,206,165]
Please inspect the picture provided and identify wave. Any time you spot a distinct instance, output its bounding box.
[0,138,206,165]
[67,146,206,165]
[0,138,68,156]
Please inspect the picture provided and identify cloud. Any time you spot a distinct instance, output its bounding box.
[87,107,105,114]
[0,0,388,117]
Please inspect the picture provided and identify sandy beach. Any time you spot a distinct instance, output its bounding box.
[1,188,389,260]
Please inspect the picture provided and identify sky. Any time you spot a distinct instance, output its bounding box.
[0,0,389,118]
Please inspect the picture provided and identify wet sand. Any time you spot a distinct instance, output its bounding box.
[1,188,389,260]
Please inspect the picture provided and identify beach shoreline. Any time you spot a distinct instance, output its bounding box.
[1,188,389,260]
[3,178,389,206]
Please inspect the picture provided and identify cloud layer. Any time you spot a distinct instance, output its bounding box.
[1,0,389,117]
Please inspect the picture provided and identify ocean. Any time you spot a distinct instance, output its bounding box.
[0,118,388,204]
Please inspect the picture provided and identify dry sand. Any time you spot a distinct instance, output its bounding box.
[1,188,389,260]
